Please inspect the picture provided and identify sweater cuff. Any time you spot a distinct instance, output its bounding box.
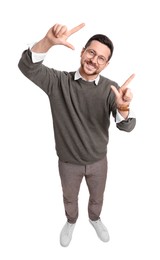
[116,109,135,123]
[28,42,47,63]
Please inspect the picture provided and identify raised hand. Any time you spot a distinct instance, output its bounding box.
[31,23,85,53]
[45,23,85,50]
[111,74,135,110]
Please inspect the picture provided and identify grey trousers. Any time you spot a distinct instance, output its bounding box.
[58,157,108,224]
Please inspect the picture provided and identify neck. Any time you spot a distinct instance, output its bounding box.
[79,68,98,81]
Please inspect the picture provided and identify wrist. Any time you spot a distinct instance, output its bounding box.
[117,105,129,112]
[117,106,129,120]
[31,37,53,53]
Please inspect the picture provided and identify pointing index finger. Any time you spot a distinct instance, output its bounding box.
[67,23,85,37]
[121,73,135,89]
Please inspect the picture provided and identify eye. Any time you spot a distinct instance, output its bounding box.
[98,56,106,63]
[89,49,95,56]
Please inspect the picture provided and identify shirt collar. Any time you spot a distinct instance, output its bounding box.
[74,70,100,85]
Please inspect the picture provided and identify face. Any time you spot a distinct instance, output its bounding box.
[79,40,111,80]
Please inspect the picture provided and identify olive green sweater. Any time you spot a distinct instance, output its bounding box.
[18,49,136,165]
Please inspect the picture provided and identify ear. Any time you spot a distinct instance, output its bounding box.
[80,47,85,57]
[104,61,110,69]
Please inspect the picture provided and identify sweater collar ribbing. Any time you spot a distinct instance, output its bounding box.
[74,70,100,85]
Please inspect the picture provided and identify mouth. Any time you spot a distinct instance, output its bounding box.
[85,61,97,71]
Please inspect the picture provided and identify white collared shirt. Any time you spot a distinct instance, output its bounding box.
[74,70,100,85]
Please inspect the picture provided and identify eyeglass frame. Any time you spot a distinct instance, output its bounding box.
[83,48,108,65]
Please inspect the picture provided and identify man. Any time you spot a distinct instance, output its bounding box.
[18,23,136,247]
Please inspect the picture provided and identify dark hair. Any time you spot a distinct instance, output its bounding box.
[84,34,114,61]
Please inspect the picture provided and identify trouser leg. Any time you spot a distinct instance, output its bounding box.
[85,157,108,221]
[58,160,84,224]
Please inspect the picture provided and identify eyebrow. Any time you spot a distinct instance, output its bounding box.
[88,49,107,58]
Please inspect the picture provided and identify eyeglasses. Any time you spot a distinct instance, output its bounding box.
[84,49,108,65]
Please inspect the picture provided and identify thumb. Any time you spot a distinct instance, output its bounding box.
[111,85,120,98]
[63,41,75,50]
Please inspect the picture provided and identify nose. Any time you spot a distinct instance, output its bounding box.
[90,55,98,63]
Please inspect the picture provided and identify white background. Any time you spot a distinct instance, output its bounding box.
[0,0,160,259]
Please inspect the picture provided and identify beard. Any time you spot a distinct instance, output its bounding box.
[81,59,99,76]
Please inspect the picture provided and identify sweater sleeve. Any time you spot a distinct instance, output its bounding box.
[18,48,58,96]
[116,117,136,132]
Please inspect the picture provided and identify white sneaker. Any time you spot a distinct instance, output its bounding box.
[89,219,110,242]
[60,221,76,247]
